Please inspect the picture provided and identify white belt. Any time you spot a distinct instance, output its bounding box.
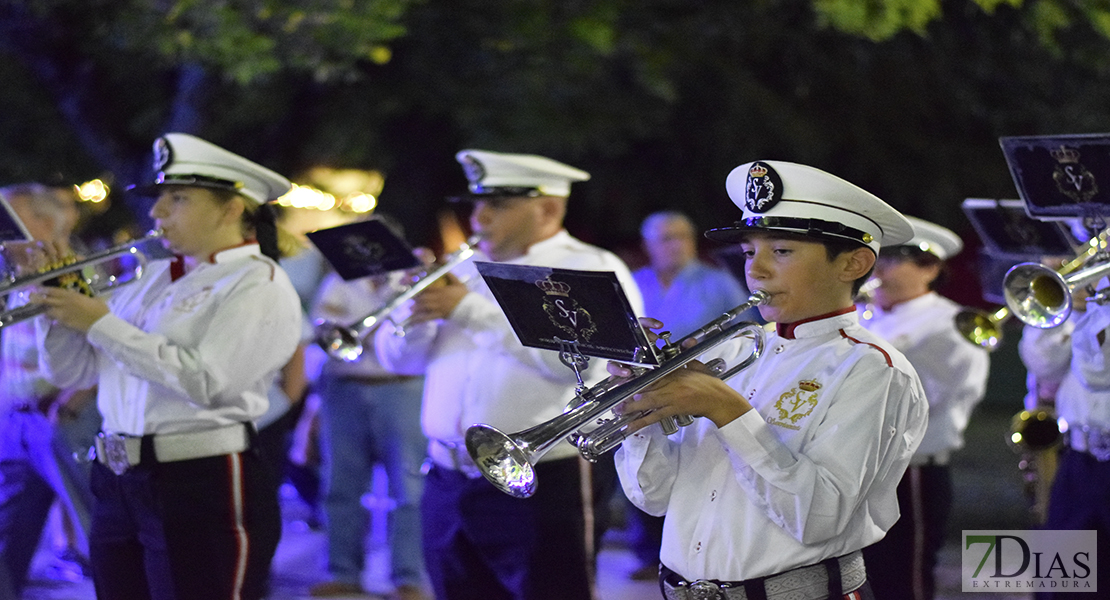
[428,439,483,479]
[94,423,251,475]
[662,551,866,600]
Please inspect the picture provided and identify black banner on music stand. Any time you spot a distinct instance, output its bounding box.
[1000,133,1110,221]
[961,198,1078,259]
[475,262,657,366]
[307,219,421,281]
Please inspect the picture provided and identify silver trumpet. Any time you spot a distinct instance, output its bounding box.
[465,290,769,498]
[1004,258,1110,329]
[315,235,482,362]
[0,231,162,329]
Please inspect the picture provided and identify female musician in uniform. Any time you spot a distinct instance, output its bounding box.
[30,133,302,600]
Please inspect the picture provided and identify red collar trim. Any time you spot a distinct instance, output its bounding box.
[776,306,856,339]
[169,255,187,282]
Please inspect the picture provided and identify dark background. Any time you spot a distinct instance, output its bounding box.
[3,0,1107,408]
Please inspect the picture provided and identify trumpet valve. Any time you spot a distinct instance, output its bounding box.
[659,416,679,435]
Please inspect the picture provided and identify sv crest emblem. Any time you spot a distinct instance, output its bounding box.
[536,276,597,342]
[768,379,822,430]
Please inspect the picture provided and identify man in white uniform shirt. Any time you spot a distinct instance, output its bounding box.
[1019,286,1110,599]
[374,150,643,600]
[611,160,928,600]
[858,216,990,600]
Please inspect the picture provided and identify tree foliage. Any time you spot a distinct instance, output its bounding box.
[4,0,1110,252]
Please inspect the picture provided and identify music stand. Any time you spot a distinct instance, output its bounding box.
[961,198,1078,259]
[1000,133,1110,222]
[475,262,656,371]
[307,219,421,281]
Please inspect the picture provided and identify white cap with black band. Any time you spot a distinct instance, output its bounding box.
[128,133,291,205]
[897,216,964,260]
[451,149,590,200]
[705,160,913,254]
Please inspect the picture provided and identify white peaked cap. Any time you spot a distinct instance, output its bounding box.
[130,133,291,204]
[900,216,963,260]
[454,149,590,198]
[706,160,914,254]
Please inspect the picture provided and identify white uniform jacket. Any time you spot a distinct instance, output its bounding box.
[1021,296,1110,430]
[860,292,989,457]
[615,309,928,581]
[36,244,302,436]
[374,230,643,462]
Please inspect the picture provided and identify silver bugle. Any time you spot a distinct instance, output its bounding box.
[1003,259,1110,329]
[0,231,163,329]
[315,235,481,362]
[1004,227,1110,329]
[464,290,769,498]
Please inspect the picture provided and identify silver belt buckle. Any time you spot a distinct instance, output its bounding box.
[688,580,724,600]
[101,434,132,475]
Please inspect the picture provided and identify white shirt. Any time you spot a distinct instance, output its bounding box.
[859,292,989,456]
[615,309,928,581]
[374,230,643,462]
[36,244,302,436]
[1020,299,1110,430]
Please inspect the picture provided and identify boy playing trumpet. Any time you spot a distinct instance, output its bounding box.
[610,160,928,600]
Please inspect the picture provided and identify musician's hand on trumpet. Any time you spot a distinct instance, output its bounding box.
[27,239,110,332]
[2,237,79,280]
[29,286,109,332]
[405,271,470,325]
[607,316,755,434]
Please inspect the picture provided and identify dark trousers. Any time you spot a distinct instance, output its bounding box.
[422,457,595,600]
[1036,448,1110,599]
[87,449,281,600]
[862,464,951,600]
[659,563,877,600]
[629,502,665,567]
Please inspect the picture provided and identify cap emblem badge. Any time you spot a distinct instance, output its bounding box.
[152,137,173,172]
[460,155,486,186]
[745,161,782,213]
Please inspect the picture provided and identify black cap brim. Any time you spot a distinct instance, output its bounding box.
[127,173,244,197]
[447,187,543,203]
[705,217,873,249]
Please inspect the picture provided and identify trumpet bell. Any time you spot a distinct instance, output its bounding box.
[954,309,1003,352]
[314,320,364,363]
[464,424,537,498]
[1003,263,1071,329]
[1009,408,1062,452]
